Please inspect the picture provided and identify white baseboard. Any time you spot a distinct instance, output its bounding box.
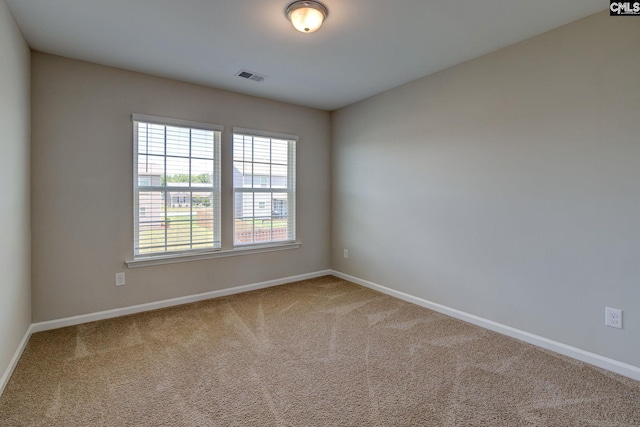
[31,270,332,333]
[331,270,640,382]
[0,324,34,397]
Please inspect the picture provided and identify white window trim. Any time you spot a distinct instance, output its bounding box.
[126,120,303,267]
[125,241,302,268]
[132,114,224,133]
[132,114,222,259]
[233,127,298,142]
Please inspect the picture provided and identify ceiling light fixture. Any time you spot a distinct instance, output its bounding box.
[285,1,328,33]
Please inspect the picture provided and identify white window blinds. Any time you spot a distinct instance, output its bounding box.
[133,114,222,258]
[232,128,297,246]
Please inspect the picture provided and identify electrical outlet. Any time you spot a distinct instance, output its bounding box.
[343,249,349,259]
[115,272,126,287]
[605,307,622,329]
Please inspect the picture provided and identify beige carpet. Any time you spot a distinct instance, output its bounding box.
[1,276,639,426]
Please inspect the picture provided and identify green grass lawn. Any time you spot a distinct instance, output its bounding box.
[236,218,288,229]
[139,216,288,254]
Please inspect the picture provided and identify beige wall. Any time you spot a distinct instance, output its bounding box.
[31,53,331,322]
[332,12,640,367]
[0,0,31,381]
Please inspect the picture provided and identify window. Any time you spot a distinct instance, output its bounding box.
[233,128,296,246]
[133,114,222,258]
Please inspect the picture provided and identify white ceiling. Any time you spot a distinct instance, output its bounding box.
[6,0,605,111]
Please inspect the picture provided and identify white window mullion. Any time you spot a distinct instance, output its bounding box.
[163,125,168,253]
[287,139,296,241]
[213,131,221,246]
[189,128,193,251]
[253,137,257,238]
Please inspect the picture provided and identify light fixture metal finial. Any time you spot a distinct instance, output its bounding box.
[285,1,329,33]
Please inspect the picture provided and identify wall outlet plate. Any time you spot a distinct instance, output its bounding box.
[605,307,622,329]
[343,249,349,259]
[115,272,126,286]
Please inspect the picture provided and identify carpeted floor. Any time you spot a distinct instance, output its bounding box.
[1,275,639,426]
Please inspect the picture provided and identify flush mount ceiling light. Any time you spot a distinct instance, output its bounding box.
[285,1,328,33]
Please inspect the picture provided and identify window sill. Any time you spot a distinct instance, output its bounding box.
[125,241,302,268]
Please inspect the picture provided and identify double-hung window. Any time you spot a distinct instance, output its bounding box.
[232,128,297,246]
[133,114,222,258]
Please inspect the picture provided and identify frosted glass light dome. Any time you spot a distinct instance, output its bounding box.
[286,1,328,33]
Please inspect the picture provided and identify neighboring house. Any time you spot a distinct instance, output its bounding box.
[168,187,192,208]
[137,174,199,228]
[137,173,163,227]
[233,165,288,220]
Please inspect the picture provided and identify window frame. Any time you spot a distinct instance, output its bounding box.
[131,114,223,260]
[232,127,297,248]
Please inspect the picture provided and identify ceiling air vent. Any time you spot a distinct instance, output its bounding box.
[236,69,267,83]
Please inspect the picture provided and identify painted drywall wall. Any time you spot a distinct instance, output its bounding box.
[0,0,31,382]
[332,12,640,367]
[31,53,330,322]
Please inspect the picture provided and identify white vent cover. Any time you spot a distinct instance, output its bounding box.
[236,69,267,82]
